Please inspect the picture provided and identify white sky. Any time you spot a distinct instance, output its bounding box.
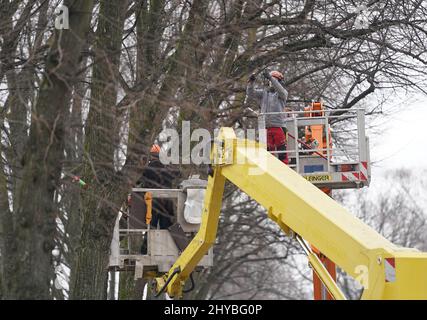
[367,93,427,189]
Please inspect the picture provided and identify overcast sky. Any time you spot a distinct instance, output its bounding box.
[365,93,427,189]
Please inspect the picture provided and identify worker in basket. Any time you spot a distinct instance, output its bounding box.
[136,144,179,254]
[301,127,320,155]
[246,69,289,164]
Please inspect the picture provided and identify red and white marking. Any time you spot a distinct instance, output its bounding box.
[341,172,360,181]
[359,161,368,181]
[385,258,396,283]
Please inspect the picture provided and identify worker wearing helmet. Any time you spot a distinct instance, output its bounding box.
[150,144,161,154]
[130,145,177,231]
[138,144,177,229]
[131,144,180,254]
[246,69,289,164]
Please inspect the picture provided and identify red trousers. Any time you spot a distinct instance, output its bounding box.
[267,127,288,164]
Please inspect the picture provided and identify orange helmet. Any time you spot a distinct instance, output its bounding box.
[270,70,284,80]
[150,144,161,154]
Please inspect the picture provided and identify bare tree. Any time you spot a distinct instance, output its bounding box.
[1,0,427,299]
[1,0,94,299]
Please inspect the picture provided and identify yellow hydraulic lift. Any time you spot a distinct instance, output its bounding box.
[154,127,427,300]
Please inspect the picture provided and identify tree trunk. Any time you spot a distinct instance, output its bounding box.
[0,147,9,299]
[69,0,128,300]
[1,0,94,299]
[118,272,147,300]
[62,49,88,282]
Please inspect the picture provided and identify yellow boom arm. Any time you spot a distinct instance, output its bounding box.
[157,128,427,299]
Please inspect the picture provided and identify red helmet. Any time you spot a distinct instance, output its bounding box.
[270,70,284,80]
[150,144,161,154]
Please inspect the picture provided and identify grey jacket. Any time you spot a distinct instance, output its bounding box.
[246,77,288,128]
